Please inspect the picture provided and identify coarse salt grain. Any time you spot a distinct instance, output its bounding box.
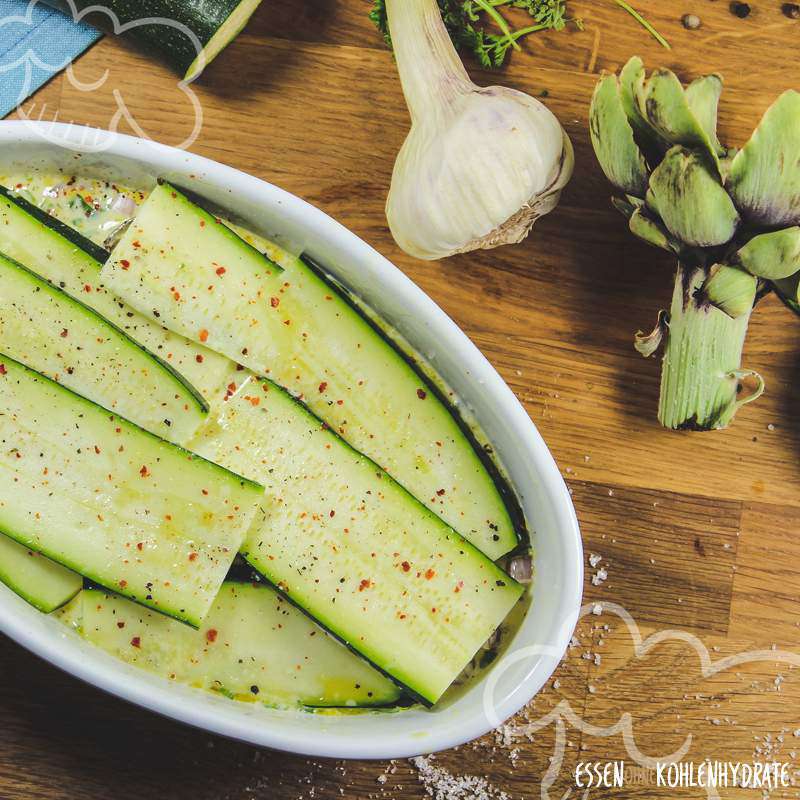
[591,568,608,586]
[410,756,510,800]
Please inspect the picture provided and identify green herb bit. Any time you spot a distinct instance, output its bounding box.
[370,0,579,68]
[612,0,671,50]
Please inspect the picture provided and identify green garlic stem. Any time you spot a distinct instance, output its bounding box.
[385,0,472,122]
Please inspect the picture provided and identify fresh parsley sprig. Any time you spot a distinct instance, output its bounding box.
[369,0,581,69]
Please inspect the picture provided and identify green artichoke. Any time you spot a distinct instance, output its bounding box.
[590,57,800,430]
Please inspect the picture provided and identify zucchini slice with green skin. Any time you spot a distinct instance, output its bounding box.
[0,252,206,444]
[0,533,82,613]
[0,354,263,626]
[0,185,230,407]
[81,584,402,708]
[103,182,521,559]
[188,373,523,705]
[43,0,261,80]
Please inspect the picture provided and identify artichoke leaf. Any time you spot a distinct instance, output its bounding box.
[634,309,669,357]
[629,207,678,252]
[684,74,725,157]
[733,226,800,280]
[727,90,800,227]
[611,196,637,219]
[619,56,667,160]
[773,272,800,317]
[636,68,721,170]
[702,264,758,318]
[646,146,740,247]
[590,73,649,196]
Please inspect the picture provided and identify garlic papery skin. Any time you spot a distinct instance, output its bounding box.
[385,0,574,261]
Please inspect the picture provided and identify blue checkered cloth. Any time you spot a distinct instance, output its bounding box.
[0,0,101,117]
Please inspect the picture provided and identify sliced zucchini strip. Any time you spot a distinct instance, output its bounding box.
[189,373,522,704]
[102,182,520,558]
[81,583,402,707]
[0,185,230,407]
[0,251,205,444]
[0,533,82,613]
[0,354,263,625]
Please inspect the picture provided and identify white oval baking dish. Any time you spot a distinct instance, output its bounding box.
[0,121,582,760]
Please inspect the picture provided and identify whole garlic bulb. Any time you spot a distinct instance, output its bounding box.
[385,0,574,261]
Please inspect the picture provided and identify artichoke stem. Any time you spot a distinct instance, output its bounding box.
[658,263,762,430]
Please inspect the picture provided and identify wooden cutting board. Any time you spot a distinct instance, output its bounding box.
[1,2,799,798]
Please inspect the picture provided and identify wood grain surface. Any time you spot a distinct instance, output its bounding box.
[2,2,800,798]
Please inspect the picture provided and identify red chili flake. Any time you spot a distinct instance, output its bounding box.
[119,579,128,589]
[398,613,407,620]
[283,319,291,326]
[198,329,209,343]
[318,381,328,393]
[336,399,344,405]
[401,561,411,572]
[132,240,141,249]
[195,354,204,363]
[201,489,209,496]
[206,628,218,643]
[139,465,150,478]
[116,621,125,629]
[436,488,446,496]
[215,266,226,277]
[83,284,92,293]
[93,445,101,454]
[270,296,280,308]
[188,552,198,561]
[136,542,143,551]
[248,396,260,407]
[358,579,371,592]
[454,580,464,593]
[130,636,141,648]
[199,220,206,228]
[329,509,335,518]
[60,328,69,338]
[120,259,131,270]
[425,568,436,580]
[0,364,5,375]
[227,382,236,393]
[417,389,427,400]
[431,607,437,614]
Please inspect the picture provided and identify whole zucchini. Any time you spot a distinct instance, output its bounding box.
[44,0,262,79]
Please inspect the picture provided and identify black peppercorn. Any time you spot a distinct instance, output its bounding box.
[730,1,751,17]
[783,2,800,18]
